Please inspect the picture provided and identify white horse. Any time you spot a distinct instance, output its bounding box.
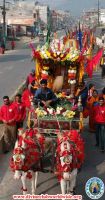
[55,135,78,199]
[10,128,44,195]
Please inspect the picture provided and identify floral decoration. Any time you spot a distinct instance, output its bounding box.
[35,108,47,117]
[41,66,49,80]
[35,106,76,120]
[68,66,77,85]
[62,110,75,119]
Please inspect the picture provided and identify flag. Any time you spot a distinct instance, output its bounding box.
[77,22,83,51]
[46,24,51,46]
[85,48,103,78]
[83,31,88,49]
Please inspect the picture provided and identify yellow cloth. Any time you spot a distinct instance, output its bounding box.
[79,112,83,131]
[78,62,84,83]
[27,111,31,128]
[101,57,104,65]
[47,77,54,89]
[86,47,92,60]
[36,59,42,79]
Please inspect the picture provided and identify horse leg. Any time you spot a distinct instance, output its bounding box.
[31,171,38,194]
[60,179,66,200]
[69,169,77,194]
[21,172,27,195]
[14,170,21,180]
[67,181,70,194]
[34,172,38,191]
[31,171,35,194]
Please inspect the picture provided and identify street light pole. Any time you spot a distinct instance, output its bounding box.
[2,0,6,42]
[98,0,100,26]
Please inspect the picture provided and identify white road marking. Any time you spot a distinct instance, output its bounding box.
[0,50,18,57]
[5,66,14,70]
[20,59,25,62]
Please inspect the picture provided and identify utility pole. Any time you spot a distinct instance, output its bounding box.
[3,0,6,40]
[0,0,6,42]
[98,0,100,26]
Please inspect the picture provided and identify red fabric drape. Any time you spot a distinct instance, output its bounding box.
[85,48,103,78]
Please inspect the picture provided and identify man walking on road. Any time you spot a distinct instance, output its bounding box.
[11,40,15,50]
[0,39,5,54]
[0,96,17,153]
[13,94,26,130]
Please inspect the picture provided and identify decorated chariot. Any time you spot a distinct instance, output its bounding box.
[10,35,92,196]
[28,37,87,134]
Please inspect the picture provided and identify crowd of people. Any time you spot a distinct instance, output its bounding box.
[0,69,57,153]
[83,83,105,152]
[0,68,105,154]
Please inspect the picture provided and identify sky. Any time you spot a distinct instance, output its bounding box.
[34,0,105,16]
[5,0,105,17]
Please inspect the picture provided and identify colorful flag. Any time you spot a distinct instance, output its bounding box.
[46,24,51,46]
[85,48,103,78]
[77,22,83,51]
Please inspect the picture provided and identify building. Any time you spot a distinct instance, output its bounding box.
[33,2,51,33]
[100,9,105,24]
[80,9,98,29]
[81,8,105,29]
[51,9,71,32]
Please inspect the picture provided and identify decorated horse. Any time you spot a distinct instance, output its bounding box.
[55,130,84,198]
[10,127,45,195]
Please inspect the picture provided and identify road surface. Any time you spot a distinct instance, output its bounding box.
[0,41,38,104]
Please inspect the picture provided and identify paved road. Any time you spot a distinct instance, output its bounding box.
[0,42,38,104]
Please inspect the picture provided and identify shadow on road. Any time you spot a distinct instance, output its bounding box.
[0,151,12,184]
[37,175,56,188]
[39,182,59,195]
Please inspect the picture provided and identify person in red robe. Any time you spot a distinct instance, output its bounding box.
[93,97,105,152]
[22,80,37,109]
[13,94,26,130]
[11,40,15,50]
[26,69,37,88]
[87,90,99,132]
[0,96,17,153]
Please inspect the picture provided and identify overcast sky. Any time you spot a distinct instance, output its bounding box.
[6,0,105,16]
[34,0,105,16]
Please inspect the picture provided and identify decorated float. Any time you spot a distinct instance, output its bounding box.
[10,31,103,196]
[29,32,103,134]
[29,37,89,133]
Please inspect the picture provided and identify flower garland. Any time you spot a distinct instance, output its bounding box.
[55,130,85,179]
[35,108,47,117]
[68,66,77,85]
[62,110,75,119]
[41,66,49,80]
[35,106,75,119]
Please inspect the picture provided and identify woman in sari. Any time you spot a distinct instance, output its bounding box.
[87,90,99,132]
[88,83,95,98]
